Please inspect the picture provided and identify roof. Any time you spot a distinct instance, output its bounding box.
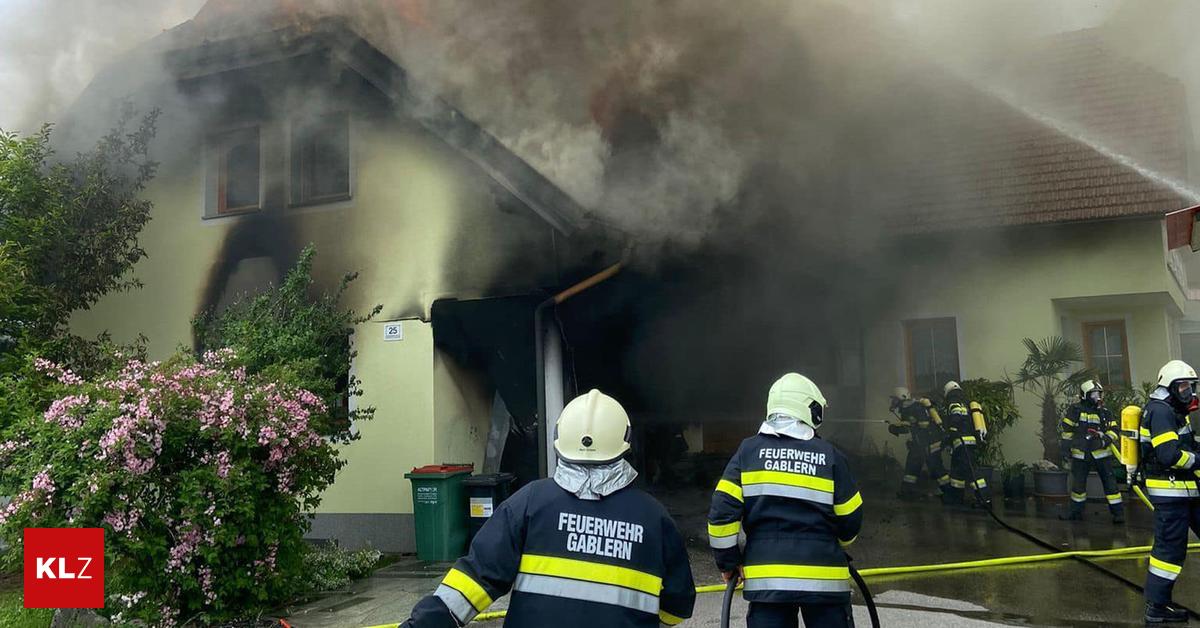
[135,1,589,236]
[879,30,1195,233]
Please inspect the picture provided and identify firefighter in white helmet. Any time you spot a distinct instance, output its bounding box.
[708,373,863,627]
[403,390,695,628]
[1141,360,1200,624]
[1058,379,1124,523]
[888,386,951,500]
[942,381,991,505]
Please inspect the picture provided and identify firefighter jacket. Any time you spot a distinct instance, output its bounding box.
[707,432,863,604]
[899,399,944,451]
[945,399,981,449]
[1061,401,1118,460]
[1140,392,1200,504]
[404,479,696,628]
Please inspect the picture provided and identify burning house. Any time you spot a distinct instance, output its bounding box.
[62,0,1200,553]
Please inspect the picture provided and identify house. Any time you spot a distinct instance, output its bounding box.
[859,30,1200,466]
[65,1,613,552]
[65,0,1200,553]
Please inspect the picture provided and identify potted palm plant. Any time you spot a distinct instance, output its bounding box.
[1013,336,1093,498]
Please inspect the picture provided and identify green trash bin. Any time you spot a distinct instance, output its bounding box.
[405,463,474,561]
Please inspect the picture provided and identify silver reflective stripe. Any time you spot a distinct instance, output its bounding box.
[435,584,478,624]
[1146,487,1200,498]
[1180,425,1193,436]
[513,573,659,615]
[1071,453,1087,460]
[1092,450,1111,459]
[743,577,851,593]
[709,534,738,549]
[742,483,834,504]
[1149,565,1180,581]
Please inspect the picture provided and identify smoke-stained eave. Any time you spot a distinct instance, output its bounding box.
[160,16,589,237]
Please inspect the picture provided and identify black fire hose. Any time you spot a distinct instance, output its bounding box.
[850,564,881,627]
[719,574,738,628]
[718,568,881,628]
[959,436,1200,621]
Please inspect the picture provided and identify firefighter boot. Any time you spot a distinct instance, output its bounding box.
[1145,602,1189,623]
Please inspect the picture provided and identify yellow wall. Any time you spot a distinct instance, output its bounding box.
[863,219,1181,465]
[318,320,434,514]
[70,112,559,515]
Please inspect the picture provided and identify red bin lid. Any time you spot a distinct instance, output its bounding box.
[410,463,474,474]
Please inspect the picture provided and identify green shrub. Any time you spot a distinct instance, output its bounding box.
[192,246,381,442]
[0,350,344,625]
[301,545,383,592]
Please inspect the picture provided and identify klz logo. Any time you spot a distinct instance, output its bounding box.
[24,528,104,608]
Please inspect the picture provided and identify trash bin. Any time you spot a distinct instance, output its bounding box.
[404,464,474,561]
[463,473,517,540]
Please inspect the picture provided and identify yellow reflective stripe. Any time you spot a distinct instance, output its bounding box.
[1146,478,1199,489]
[708,521,741,537]
[743,564,850,580]
[659,610,685,625]
[1153,431,1180,447]
[442,568,493,612]
[716,479,743,502]
[741,470,834,493]
[834,491,863,516]
[839,535,857,548]
[518,554,662,595]
[1062,418,1077,427]
[1150,556,1183,575]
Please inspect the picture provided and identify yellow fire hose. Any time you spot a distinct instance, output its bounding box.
[362,542,1200,626]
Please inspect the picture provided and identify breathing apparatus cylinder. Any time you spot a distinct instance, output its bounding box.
[922,398,943,425]
[1120,405,1141,475]
[969,401,987,433]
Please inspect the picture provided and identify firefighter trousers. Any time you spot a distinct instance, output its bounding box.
[1145,499,1200,604]
[946,444,990,504]
[1067,454,1123,517]
[901,434,949,495]
[746,601,854,628]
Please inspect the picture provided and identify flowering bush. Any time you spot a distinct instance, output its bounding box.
[0,349,345,625]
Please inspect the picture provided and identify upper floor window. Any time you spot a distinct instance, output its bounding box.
[1083,320,1131,388]
[212,126,261,215]
[290,113,350,206]
[904,317,960,396]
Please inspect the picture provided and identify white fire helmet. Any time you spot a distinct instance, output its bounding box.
[1157,360,1198,387]
[892,387,912,402]
[554,389,632,464]
[943,381,962,396]
[767,373,828,428]
[1080,379,1103,399]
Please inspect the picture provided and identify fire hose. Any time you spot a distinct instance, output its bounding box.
[960,430,1200,622]
[717,564,879,628]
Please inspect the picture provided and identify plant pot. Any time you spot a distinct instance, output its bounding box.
[1003,473,1026,500]
[1034,469,1069,497]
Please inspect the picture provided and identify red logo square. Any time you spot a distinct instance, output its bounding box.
[23,528,104,609]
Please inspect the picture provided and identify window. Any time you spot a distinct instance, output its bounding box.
[291,113,350,206]
[212,127,261,215]
[1083,321,1131,388]
[904,317,960,396]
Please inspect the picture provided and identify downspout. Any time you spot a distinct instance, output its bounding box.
[535,260,625,477]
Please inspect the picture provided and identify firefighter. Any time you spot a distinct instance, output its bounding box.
[1140,360,1200,624]
[888,386,950,499]
[708,373,863,628]
[942,381,991,506]
[1058,380,1124,523]
[403,389,696,628]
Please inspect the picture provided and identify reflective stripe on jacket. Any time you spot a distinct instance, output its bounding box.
[707,433,863,604]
